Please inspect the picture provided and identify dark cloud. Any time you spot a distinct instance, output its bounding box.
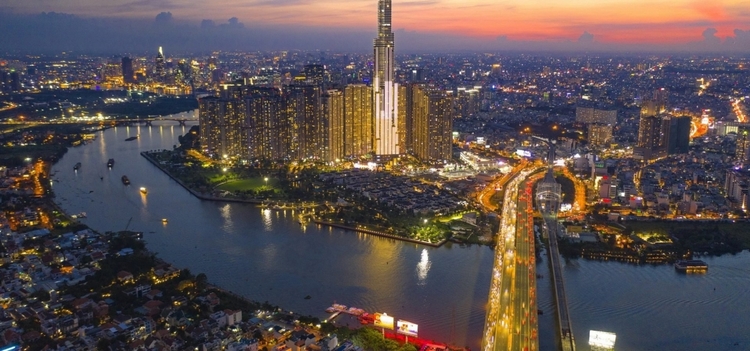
[702,27,720,43]
[200,19,215,29]
[578,31,594,43]
[0,12,748,54]
[155,11,173,24]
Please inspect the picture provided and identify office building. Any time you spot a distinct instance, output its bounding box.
[155,46,166,81]
[373,0,399,155]
[588,124,613,147]
[668,116,691,155]
[344,84,374,157]
[122,57,135,84]
[576,106,617,125]
[412,85,453,162]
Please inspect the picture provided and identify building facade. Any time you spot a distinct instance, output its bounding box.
[373,0,399,155]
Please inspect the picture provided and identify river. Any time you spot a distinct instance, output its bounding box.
[50,112,750,351]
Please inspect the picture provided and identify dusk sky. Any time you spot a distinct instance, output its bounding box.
[1,0,750,53]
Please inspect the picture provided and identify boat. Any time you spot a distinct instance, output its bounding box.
[107,158,115,168]
[675,260,708,272]
[140,187,148,195]
[125,136,139,141]
[122,175,130,185]
[74,162,82,170]
[162,218,168,224]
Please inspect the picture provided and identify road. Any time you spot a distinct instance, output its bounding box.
[482,164,543,351]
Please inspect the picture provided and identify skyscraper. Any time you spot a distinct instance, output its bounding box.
[324,90,345,162]
[122,57,135,84]
[412,85,453,162]
[668,116,691,155]
[635,115,670,161]
[344,84,374,157]
[155,47,166,81]
[373,0,399,155]
[736,126,750,166]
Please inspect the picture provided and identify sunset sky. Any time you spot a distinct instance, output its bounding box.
[1,0,749,52]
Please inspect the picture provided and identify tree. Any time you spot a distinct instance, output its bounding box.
[195,273,208,291]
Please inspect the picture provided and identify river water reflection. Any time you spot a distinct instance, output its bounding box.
[50,116,750,351]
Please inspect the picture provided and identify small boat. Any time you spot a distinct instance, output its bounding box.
[161,218,168,224]
[122,175,130,185]
[74,162,82,170]
[125,136,139,141]
[140,187,148,195]
[107,159,115,168]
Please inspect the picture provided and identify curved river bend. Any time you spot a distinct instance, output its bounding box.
[51,117,750,351]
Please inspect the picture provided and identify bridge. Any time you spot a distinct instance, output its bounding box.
[535,140,576,351]
[1,114,198,127]
[483,136,577,351]
[482,164,543,351]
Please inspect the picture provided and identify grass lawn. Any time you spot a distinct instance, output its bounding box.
[215,177,278,192]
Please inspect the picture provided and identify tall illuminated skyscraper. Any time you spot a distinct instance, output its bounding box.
[373,0,399,155]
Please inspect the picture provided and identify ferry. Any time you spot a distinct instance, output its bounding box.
[74,162,82,170]
[107,158,115,168]
[675,260,708,272]
[121,175,130,185]
[140,187,148,195]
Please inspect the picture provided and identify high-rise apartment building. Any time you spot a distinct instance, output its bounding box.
[245,87,289,161]
[736,126,750,166]
[668,116,691,155]
[575,106,617,125]
[588,124,613,147]
[344,84,374,157]
[284,84,323,161]
[635,115,670,161]
[412,85,453,162]
[198,96,246,159]
[373,0,399,155]
[324,90,345,162]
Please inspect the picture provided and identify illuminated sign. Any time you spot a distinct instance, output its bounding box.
[373,313,394,330]
[396,320,418,337]
[589,330,617,348]
[516,149,532,158]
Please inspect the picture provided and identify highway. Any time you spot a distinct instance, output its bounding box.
[482,164,543,351]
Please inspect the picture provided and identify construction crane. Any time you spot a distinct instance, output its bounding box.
[124,217,133,232]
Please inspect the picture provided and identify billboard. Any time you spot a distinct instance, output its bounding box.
[396,320,418,337]
[373,313,394,330]
[589,330,617,348]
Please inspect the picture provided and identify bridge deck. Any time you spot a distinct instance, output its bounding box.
[544,217,576,351]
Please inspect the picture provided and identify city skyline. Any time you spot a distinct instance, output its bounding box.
[1,0,750,53]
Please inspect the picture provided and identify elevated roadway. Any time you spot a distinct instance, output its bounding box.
[482,164,543,351]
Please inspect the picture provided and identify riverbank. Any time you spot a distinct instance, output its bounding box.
[142,150,451,247]
[313,220,448,248]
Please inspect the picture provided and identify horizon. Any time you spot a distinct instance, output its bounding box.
[0,0,749,54]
